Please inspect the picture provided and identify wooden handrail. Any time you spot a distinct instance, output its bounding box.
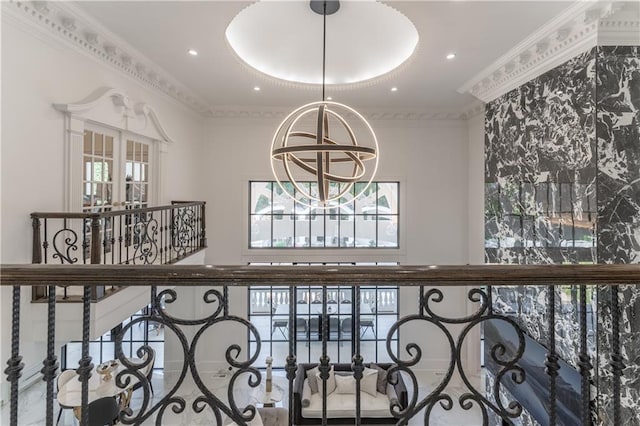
[2,264,639,287]
[30,201,205,220]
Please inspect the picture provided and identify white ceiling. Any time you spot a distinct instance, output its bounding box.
[75,1,575,114]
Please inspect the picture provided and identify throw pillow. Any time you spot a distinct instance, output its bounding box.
[307,366,320,394]
[370,363,388,395]
[302,379,312,407]
[315,365,336,395]
[360,367,379,397]
[334,374,356,394]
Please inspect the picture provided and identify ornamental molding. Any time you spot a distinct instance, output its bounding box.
[207,107,474,122]
[3,0,212,116]
[53,87,175,144]
[458,1,639,103]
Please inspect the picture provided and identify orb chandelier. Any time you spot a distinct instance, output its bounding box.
[270,0,379,207]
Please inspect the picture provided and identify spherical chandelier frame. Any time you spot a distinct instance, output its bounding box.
[270,100,379,209]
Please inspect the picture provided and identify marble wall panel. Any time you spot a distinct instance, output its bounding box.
[484,49,598,377]
[595,46,640,426]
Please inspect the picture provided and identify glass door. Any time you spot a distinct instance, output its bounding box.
[81,127,153,264]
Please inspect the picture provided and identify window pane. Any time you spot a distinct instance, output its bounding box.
[355,215,376,247]
[142,144,149,163]
[95,133,103,156]
[378,216,398,247]
[251,214,271,248]
[272,215,294,247]
[84,131,93,154]
[325,215,339,247]
[83,157,92,181]
[251,182,272,214]
[340,215,355,247]
[294,216,310,247]
[105,136,113,159]
[378,183,398,214]
[310,214,324,247]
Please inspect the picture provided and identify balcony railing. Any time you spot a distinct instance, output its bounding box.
[2,264,639,426]
[30,201,206,301]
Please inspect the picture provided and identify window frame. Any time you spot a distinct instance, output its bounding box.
[248,181,400,249]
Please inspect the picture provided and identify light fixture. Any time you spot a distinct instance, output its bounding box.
[188,49,198,56]
[446,53,456,60]
[270,0,378,207]
[326,96,332,100]
[254,86,261,91]
[391,87,398,92]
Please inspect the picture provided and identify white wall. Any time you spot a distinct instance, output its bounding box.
[467,111,486,265]
[162,114,472,374]
[0,20,204,399]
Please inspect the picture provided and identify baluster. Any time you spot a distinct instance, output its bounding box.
[90,215,101,265]
[353,286,363,426]
[160,209,164,264]
[168,207,174,260]
[41,284,58,426]
[109,217,115,265]
[286,285,297,426]
[43,218,49,264]
[82,218,89,265]
[545,285,559,426]
[223,285,229,317]
[32,216,42,264]
[200,202,207,248]
[578,284,592,425]
[4,285,24,426]
[78,285,94,426]
[31,216,46,300]
[319,286,329,426]
[102,217,108,265]
[118,215,123,265]
[611,285,625,425]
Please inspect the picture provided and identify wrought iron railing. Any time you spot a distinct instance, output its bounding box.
[29,201,206,301]
[2,264,639,426]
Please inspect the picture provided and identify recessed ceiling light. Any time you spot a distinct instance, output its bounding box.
[446,53,456,60]
[253,86,261,91]
[188,49,198,56]
[326,96,333,100]
[390,87,398,92]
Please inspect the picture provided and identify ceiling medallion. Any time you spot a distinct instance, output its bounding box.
[270,1,379,207]
[226,0,418,87]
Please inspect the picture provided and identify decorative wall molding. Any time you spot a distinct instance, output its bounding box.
[458,1,639,103]
[598,7,640,46]
[53,87,175,144]
[3,0,212,116]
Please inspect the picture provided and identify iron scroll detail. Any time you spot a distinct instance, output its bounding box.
[386,287,526,425]
[113,286,262,425]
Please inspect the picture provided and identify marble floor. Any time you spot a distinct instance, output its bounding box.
[1,370,484,425]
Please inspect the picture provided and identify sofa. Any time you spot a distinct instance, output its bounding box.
[293,363,407,425]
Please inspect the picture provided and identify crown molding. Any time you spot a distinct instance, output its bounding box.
[598,4,640,45]
[458,1,638,103]
[206,106,473,122]
[3,0,213,116]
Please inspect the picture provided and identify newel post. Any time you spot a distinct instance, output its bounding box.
[31,215,42,264]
